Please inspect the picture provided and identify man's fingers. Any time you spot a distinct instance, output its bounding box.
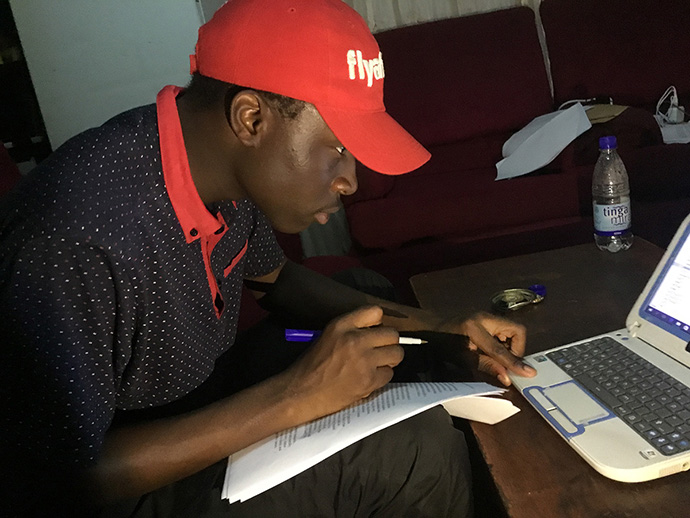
[476,313,527,356]
[490,343,536,377]
[495,329,527,356]
[324,306,402,372]
[474,331,536,378]
[477,356,511,386]
[331,306,401,351]
[369,343,405,368]
[463,314,534,377]
[360,366,396,399]
[336,305,384,331]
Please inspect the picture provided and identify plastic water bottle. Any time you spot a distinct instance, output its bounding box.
[592,135,633,252]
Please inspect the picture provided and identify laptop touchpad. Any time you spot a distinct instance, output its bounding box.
[544,382,610,425]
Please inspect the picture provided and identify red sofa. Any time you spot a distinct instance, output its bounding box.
[338,0,690,296]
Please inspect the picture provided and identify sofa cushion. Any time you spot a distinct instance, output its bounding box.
[624,144,690,201]
[346,165,580,250]
[561,107,663,168]
[541,0,690,109]
[375,6,553,147]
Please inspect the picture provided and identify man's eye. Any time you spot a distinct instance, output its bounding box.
[336,146,346,155]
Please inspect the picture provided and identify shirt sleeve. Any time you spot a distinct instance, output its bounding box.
[243,206,286,278]
[1,235,136,471]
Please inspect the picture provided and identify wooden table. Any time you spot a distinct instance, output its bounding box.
[410,239,690,518]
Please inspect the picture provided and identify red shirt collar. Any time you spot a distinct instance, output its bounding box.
[156,85,224,243]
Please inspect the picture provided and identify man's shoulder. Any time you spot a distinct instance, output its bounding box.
[60,102,159,155]
[1,102,169,257]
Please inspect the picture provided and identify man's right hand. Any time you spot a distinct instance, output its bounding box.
[91,306,403,502]
[281,305,404,421]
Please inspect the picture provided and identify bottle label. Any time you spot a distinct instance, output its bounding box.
[593,201,631,235]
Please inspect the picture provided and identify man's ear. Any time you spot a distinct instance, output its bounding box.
[227,91,272,147]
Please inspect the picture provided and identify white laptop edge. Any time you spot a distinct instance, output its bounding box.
[509,213,690,483]
[626,213,690,364]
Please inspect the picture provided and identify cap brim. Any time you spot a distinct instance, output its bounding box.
[316,107,430,175]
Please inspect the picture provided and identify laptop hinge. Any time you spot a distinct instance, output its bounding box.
[627,320,642,337]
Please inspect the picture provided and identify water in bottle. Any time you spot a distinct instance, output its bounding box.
[592,135,633,252]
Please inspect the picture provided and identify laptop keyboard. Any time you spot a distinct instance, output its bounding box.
[547,336,690,456]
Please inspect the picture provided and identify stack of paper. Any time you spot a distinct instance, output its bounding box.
[222,381,518,503]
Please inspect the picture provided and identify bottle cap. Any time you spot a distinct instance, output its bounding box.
[598,135,618,150]
[528,284,547,297]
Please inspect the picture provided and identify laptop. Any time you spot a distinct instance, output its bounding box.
[509,213,690,483]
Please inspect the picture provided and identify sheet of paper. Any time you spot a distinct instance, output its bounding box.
[654,115,690,144]
[496,103,592,180]
[442,393,519,425]
[221,381,516,503]
[585,104,628,124]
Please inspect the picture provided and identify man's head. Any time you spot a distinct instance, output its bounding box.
[190,0,429,176]
[184,73,307,121]
[181,72,357,233]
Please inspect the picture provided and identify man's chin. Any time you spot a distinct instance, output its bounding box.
[270,218,311,235]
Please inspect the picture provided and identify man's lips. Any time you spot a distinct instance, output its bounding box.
[314,205,340,225]
[315,212,330,225]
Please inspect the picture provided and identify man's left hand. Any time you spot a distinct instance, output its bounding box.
[439,312,537,386]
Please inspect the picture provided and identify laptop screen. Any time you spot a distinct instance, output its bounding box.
[640,222,690,342]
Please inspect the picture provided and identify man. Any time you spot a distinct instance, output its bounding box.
[0,1,536,516]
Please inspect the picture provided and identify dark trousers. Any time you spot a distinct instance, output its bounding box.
[121,406,472,518]
[101,314,473,518]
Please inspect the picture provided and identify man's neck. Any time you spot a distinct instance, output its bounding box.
[176,94,244,205]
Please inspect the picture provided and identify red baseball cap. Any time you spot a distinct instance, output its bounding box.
[190,0,430,175]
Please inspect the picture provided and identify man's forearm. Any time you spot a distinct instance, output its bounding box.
[89,299,411,504]
[90,370,307,502]
[250,260,446,331]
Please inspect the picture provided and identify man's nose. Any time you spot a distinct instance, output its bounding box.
[331,160,358,196]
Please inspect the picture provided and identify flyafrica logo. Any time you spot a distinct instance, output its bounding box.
[347,49,384,87]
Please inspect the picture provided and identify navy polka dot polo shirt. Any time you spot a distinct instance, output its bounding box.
[0,85,285,467]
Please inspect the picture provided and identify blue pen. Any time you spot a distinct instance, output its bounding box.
[285,329,427,344]
[285,329,322,342]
